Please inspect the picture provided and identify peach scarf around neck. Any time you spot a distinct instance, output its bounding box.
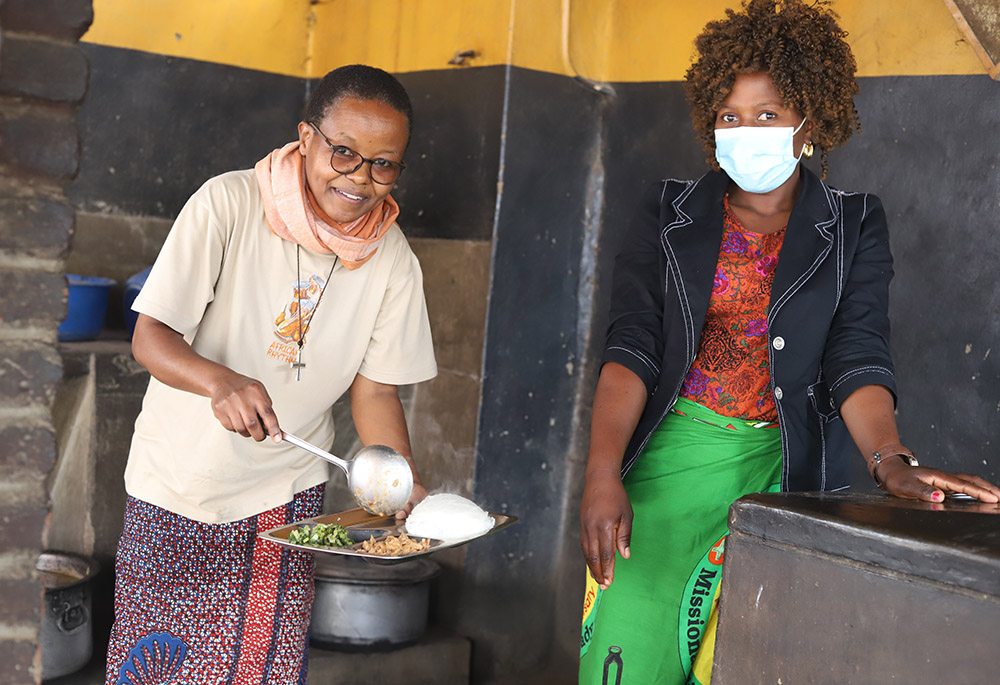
[255,141,399,269]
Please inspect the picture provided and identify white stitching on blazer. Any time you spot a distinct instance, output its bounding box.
[607,345,660,376]
[769,181,839,487]
[829,365,894,392]
[632,347,661,372]
[623,179,699,475]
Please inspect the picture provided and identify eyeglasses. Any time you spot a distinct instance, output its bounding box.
[308,122,406,185]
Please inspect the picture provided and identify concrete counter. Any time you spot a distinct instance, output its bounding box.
[714,492,1000,683]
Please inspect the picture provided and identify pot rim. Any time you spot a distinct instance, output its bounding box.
[37,551,100,591]
[314,556,440,585]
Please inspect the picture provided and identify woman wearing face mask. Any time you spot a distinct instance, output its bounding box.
[578,2,1000,683]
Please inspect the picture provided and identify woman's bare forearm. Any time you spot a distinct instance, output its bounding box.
[840,383,1000,502]
[132,313,232,396]
[349,373,419,482]
[838,384,903,464]
[586,362,649,477]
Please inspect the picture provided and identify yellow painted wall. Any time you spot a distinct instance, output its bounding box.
[569,0,986,80]
[83,0,312,75]
[84,0,986,80]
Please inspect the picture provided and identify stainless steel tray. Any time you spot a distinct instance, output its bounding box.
[259,507,518,564]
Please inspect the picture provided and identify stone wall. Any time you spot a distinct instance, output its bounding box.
[0,1,93,683]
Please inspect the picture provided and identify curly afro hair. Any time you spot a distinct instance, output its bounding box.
[683,0,859,178]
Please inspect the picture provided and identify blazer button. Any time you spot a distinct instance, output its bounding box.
[772,336,785,350]
[774,386,784,400]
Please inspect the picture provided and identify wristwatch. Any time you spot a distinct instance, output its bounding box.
[870,449,918,490]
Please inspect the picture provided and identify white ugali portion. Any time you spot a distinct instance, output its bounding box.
[404,493,495,541]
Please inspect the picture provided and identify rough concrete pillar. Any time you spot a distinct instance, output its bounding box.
[0,1,93,682]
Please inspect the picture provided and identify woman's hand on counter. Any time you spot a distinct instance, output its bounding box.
[839,384,1000,503]
[581,468,633,590]
[878,459,1000,503]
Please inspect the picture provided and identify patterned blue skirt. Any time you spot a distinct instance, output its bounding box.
[105,486,323,685]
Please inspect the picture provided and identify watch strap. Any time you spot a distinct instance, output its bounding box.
[870,449,918,490]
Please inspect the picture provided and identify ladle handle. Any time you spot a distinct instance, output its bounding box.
[281,432,350,475]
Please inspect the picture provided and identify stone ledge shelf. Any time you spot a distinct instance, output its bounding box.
[714,492,1000,683]
[51,338,150,671]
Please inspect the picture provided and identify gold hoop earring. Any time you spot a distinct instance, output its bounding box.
[803,141,814,159]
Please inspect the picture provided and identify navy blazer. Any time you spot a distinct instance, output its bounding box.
[604,167,897,491]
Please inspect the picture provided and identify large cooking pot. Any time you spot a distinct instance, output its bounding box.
[311,555,440,650]
[37,552,99,681]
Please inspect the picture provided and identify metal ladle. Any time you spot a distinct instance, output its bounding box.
[281,432,414,517]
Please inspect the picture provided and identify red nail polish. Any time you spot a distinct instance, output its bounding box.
[932,492,943,502]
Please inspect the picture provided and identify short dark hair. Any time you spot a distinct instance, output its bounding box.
[684,0,860,178]
[305,64,414,134]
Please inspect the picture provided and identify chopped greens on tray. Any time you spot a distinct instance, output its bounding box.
[287,522,353,548]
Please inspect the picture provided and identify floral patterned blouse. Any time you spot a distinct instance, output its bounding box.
[679,196,786,422]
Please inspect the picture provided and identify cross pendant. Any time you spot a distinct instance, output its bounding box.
[291,346,305,381]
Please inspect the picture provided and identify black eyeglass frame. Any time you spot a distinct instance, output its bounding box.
[308,121,406,185]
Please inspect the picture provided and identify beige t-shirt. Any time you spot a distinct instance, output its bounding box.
[125,169,437,523]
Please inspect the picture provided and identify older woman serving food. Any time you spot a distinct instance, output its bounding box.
[105,64,436,684]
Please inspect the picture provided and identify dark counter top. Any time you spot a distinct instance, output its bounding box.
[729,492,1000,596]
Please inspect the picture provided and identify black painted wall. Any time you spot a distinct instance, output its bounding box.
[68,45,506,242]
[68,44,303,216]
[394,69,504,240]
[460,66,605,680]
[825,75,1000,486]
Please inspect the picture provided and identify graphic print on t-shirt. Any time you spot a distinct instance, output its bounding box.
[267,273,326,364]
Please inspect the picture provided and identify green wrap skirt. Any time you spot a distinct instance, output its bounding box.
[579,397,782,685]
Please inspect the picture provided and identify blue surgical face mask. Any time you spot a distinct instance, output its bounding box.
[714,118,807,194]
